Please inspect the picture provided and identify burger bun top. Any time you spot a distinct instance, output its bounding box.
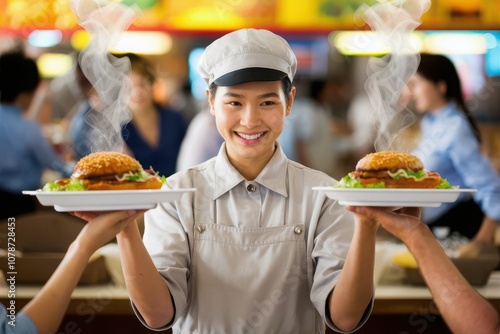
[73,152,142,179]
[356,151,424,171]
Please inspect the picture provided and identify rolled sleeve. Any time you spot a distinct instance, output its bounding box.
[133,198,191,330]
[310,198,373,332]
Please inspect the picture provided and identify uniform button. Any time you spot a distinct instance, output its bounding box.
[294,226,303,235]
[246,184,256,192]
[196,224,205,233]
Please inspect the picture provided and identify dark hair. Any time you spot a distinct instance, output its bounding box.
[208,77,293,104]
[417,53,481,143]
[120,53,156,84]
[0,51,40,103]
[309,79,327,102]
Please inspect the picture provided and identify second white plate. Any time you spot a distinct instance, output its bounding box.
[312,187,476,207]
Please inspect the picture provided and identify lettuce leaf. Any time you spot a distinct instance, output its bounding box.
[334,171,456,189]
[42,179,86,191]
[335,173,385,188]
[437,178,454,189]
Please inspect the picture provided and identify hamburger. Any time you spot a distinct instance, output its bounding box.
[43,151,164,191]
[336,151,453,189]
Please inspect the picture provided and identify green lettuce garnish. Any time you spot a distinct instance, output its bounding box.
[334,171,456,189]
[437,178,453,189]
[335,173,385,188]
[42,179,86,191]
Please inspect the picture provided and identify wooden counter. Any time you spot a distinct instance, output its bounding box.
[3,272,500,315]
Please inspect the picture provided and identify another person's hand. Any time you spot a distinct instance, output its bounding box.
[346,206,423,243]
[71,210,144,256]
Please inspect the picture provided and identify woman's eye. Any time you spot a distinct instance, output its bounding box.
[228,101,241,106]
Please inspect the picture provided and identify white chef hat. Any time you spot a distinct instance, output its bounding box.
[197,28,297,86]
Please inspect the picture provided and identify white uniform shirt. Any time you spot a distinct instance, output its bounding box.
[134,143,372,333]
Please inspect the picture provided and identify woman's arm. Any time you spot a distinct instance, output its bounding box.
[328,215,377,331]
[115,221,175,328]
[347,206,500,334]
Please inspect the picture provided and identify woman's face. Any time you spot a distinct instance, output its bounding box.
[408,73,447,113]
[208,80,295,167]
[129,71,154,112]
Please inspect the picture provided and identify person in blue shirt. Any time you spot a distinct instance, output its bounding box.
[409,53,500,247]
[120,53,186,177]
[0,51,74,219]
[0,210,143,334]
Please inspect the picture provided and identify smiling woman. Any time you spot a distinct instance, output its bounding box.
[208,81,294,180]
[78,28,378,334]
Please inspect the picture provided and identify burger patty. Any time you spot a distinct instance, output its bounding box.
[77,170,142,182]
[351,169,421,179]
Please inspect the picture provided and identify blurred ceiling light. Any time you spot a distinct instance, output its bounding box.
[71,30,90,51]
[37,53,73,78]
[71,30,172,55]
[484,32,498,49]
[331,31,424,56]
[109,31,172,55]
[423,33,486,54]
[169,6,244,30]
[28,30,63,48]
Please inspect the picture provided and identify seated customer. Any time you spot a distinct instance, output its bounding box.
[0,51,74,219]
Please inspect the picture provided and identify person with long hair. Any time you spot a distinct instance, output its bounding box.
[409,53,500,248]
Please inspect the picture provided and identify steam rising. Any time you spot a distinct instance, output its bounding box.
[356,0,430,152]
[70,0,138,153]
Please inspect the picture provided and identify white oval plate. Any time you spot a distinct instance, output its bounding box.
[312,187,476,207]
[22,188,196,212]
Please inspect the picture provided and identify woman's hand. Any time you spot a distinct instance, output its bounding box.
[71,210,145,255]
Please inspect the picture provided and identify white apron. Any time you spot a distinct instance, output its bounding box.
[173,222,318,333]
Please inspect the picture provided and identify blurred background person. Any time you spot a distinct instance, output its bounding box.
[168,79,200,126]
[66,58,106,160]
[290,78,342,177]
[176,106,223,171]
[121,53,186,177]
[0,51,74,219]
[409,53,500,246]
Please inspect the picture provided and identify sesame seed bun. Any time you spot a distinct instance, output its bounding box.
[344,151,442,189]
[72,151,162,190]
[72,152,142,179]
[356,151,424,172]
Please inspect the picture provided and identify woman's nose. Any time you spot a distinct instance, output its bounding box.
[240,106,261,128]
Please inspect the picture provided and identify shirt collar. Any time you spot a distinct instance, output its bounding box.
[427,101,456,121]
[212,142,289,199]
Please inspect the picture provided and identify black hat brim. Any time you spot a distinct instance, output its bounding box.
[214,68,287,86]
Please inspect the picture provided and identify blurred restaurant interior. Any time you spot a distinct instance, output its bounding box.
[1,0,500,333]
